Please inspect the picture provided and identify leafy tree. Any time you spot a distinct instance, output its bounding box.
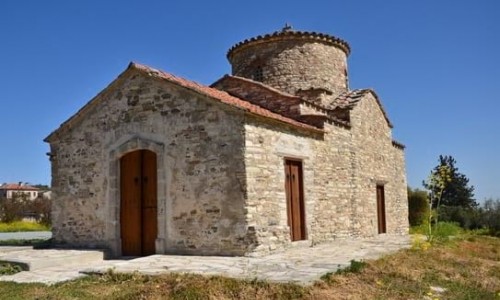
[438,206,483,230]
[423,155,477,209]
[0,193,30,222]
[482,198,500,236]
[407,187,429,226]
[0,193,51,225]
[33,184,50,190]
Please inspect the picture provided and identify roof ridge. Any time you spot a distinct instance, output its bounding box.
[130,63,323,132]
[45,62,324,142]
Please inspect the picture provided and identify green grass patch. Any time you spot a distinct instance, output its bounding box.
[0,221,50,232]
[0,263,23,275]
[410,221,462,242]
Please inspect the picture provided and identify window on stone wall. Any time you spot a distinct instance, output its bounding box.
[344,68,349,89]
[253,66,264,82]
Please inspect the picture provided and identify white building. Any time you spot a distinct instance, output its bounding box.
[0,183,41,200]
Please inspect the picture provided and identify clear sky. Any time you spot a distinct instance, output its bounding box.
[1,1,499,201]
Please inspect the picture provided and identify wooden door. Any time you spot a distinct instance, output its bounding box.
[376,185,386,234]
[285,160,306,241]
[120,150,157,256]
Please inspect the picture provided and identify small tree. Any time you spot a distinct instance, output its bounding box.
[423,164,452,242]
[0,193,30,222]
[424,155,477,209]
[31,197,52,226]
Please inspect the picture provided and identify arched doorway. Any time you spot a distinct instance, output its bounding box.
[120,150,158,256]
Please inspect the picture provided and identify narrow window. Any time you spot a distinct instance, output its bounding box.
[253,66,264,82]
[344,68,349,89]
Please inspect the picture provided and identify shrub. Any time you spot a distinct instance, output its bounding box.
[433,221,462,240]
[0,194,51,226]
[335,260,367,275]
[408,188,430,226]
[482,198,500,236]
[410,221,461,242]
[438,206,483,230]
[0,263,23,275]
[0,194,30,222]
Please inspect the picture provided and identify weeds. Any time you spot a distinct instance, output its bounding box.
[335,259,367,275]
[410,221,462,242]
[0,263,23,275]
[320,259,368,283]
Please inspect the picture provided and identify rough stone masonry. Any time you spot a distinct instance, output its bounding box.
[45,26,408,257]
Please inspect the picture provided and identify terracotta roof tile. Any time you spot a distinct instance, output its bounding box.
[45,63,324,142]
[329,89,393,128]
[228,27,350,59]
[212,75,350,128]
[132,63,323,133]
[0,183,39,191]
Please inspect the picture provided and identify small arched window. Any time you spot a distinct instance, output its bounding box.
[253,66,264,82]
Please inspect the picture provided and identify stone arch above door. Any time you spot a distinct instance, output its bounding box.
[106,135,166,257]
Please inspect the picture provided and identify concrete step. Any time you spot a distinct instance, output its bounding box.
[0,248,104,271]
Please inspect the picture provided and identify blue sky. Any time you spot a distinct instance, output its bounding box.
[1,1,498,201]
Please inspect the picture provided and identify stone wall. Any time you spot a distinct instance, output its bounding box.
[49,70,254,256]
[242,93,408,254]
[349,93,409,236]
[243,117,357,255]
[228,38,348,98]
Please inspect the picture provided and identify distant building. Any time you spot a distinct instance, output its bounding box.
[0,182,41,200]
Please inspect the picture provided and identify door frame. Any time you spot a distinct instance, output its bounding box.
[106,136,167,257]
[284,158,307,241]
[376,185,387,234]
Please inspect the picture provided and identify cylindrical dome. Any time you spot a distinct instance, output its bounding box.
[227,26,351,98]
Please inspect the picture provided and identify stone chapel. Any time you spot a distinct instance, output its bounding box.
[45,26,409,257]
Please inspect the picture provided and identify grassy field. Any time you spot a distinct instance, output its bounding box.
[0,235,498,299]
[0,221,50,232]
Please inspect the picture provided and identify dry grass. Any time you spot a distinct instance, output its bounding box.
[0,235,498,299]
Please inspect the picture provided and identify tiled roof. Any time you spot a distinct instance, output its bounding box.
[227,27,351,60]
[392,140,406,149]
[330,89,393,128]
[0,183,39,191]
[45,63,323,142]
[212,74,303,102]
[132,63,323,132]
[212,75,350,128]
[329,89,366,109]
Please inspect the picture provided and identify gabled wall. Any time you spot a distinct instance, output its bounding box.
[349,94,409,235]
[48,71,253,256]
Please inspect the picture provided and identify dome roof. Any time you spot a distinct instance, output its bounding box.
[227,25,351,60]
